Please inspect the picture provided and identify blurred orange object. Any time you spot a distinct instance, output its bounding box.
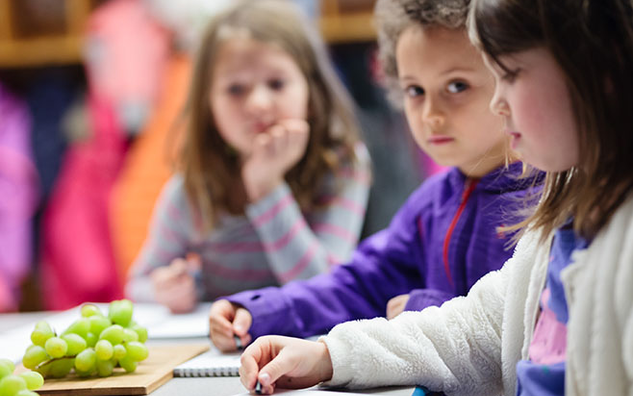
[110,54,192,286]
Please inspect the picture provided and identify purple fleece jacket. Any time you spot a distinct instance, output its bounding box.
[225,162,542,339]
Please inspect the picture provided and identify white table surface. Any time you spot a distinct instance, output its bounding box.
[0,309,416,396]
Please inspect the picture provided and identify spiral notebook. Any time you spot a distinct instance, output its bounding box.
[173,347,241,377]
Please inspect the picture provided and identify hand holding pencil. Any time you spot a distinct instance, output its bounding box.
[151,253,201,314]
[209,300,253,352]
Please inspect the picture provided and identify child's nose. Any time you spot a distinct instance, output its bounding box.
[422,99,445,129]
[489,89,510,117]
[245,85,273,114]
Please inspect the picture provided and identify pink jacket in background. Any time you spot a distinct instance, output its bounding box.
[0,83,39,312]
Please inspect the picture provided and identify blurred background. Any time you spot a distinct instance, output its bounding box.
[0,0,439,312]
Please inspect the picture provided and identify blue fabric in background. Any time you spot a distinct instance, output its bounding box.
[26,69,76,200]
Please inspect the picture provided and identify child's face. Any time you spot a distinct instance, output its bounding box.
[209,37,309,158]
[486,48,579,172]
[396,26,508,177]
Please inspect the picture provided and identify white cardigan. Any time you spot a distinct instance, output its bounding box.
[322,197,633,396]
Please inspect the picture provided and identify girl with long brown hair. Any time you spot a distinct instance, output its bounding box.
[126,0,370,314]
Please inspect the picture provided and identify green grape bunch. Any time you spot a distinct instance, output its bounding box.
[0,357,44,396]
[21,299,149,380]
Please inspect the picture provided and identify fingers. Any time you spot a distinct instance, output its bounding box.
[157,277,197,313]
[258,348,298,392]
[386,294,410,319]
[254,120,309,160]
[240,337,278,394]
[232,308,253,349]
[239,339,265,391]
[209,300,236,351]
[232,308,252,336]
[209,301,253,352]
[238,336,333,394]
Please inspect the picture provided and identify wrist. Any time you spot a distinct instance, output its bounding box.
[245,178,283,202]
[317,339,334,383]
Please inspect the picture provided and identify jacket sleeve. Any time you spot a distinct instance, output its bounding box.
[226,192,426,340]
[125,176,194,302]
[245,145,370,284]
[320,246,526,396]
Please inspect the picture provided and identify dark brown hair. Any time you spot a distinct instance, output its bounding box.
[180,0,362,232]
[470,0,633,240]
[374,0,471,106]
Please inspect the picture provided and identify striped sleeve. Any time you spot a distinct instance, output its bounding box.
[125,176,195,302]
[245,143,371,284]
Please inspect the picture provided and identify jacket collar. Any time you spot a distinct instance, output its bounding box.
[446,162,544,193]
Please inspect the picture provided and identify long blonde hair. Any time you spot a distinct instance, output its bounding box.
[180,0,362,232]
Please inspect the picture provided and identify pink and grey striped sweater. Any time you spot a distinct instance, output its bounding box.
[126,146,370,302]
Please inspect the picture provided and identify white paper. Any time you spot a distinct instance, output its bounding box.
[231,387,414,396]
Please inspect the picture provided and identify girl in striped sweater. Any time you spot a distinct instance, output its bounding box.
[125,0,370,313]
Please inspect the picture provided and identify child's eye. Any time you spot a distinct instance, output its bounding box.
[268,79,285,90]
[227,84,245,96]
[404,85,424,98]
[501,69,521,83]
[446,81,469,94]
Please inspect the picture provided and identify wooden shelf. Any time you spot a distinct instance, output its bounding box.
[0,0,376,68]
[0,0,99,68]
[320,11,375,43]
[320,0,376,43]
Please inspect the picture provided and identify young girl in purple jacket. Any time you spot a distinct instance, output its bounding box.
[208,0,543,351]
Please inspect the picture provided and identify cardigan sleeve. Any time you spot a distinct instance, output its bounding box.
[318,236,542,396]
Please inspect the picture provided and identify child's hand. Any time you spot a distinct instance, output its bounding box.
[386,293,410,319]
[150,256,199,313]
[239,336,333,395]
[242,119,310,202]
[209,300,253,352]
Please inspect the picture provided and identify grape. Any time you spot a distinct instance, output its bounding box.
[30,321,54,347]
[131,325,148,343]
[61,334,86,356]
[98,325,124,345]
[125,342,148,362]
[88,315,111,336]
[49,359,74,379]
[18,371,44,390]
[118,356,137,373]
[20,299,149,382]
[112,344,126,360]
[108,300,133,327]
[63,318,90,338]
[95,340,113,361]
[44,337,68,359]
[0,375,27,395]
[22,346,48,369]
[96,359,114,377]
[33,364,50,378]
[122,328,139,342]
[74,349,96,373]
[80,304,102,317]
[0,359,14,379]
[85,332,97,348]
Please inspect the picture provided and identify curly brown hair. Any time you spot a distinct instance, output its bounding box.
[374,0,471,106]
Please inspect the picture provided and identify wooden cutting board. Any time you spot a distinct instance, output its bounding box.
[21,343,209,396]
